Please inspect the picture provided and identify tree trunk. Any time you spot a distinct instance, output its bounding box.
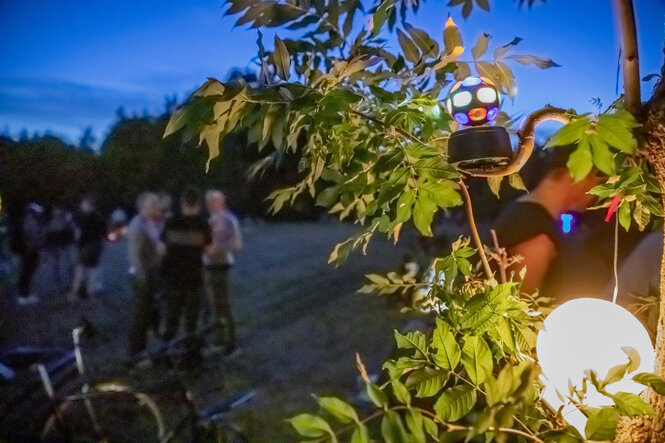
[645,73,665,443]
[614,73,665,443]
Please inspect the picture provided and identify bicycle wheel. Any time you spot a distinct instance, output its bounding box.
[41,382,166,441]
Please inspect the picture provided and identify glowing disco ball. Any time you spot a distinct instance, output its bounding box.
[445,76,501,127]
[537,298,654,408]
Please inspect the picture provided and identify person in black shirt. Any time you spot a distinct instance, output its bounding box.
[492,147,600,296]
[161,187,211,355]
[68,197,106,300]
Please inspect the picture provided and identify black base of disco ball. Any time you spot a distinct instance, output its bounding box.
[447,126,513,167]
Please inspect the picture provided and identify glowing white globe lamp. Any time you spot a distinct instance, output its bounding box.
[537,298,654,406]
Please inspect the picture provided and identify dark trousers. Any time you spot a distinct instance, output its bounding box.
[18,250,39,297]
[164,282,201,345]
[204,267,236,348]
[128,273,160,357]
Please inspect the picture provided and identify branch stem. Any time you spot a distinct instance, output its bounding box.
[612,0,641,115]
[458,179,493,280]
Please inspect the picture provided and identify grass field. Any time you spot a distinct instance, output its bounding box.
[1,220,428,441]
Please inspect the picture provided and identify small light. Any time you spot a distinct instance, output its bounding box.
[452,91,472,107]
[454,113,469,125]
[462,76,482,86]
[445,76,501,127]
[487,107,499,121]
[477,87,497,103]
[561,213,573,233]
[468,108,487,121]
[431,104,441,118]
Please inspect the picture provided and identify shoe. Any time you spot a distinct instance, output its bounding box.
[17,294,39,306]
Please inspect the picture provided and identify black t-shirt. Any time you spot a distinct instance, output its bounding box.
[492,201,558,249]
[77,212,106,246]
[162,214,210,284]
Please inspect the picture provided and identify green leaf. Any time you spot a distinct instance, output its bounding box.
[633,200,650,231]
[287,413,333,438]
[443,17,463,55]
[366,382,389,408]
[381,410,408,443]
[632,373,665,395]
[273,35,291,81]
[543,426,584,443]
[370,0,394,37]
[589,135,615,175]
[316,396,358,424]
[461,336,493,385]
[423,416,440,441]
[487,176,503,197]
[610,392,655,417]
[618,200,631,231]
[471,33,490,60]
[404,23,439,58]
[597,113,638,153]
[585,407,620,441]
[431,318,461,371]
[545,117,590,148]
[413,192,437,236]
[567,136,593,182]
[405,367,449,398]
[392,379,411,405]
[433,385,477,422]
[405,409,426,443]
[397,29,421,64]
[507,54,560,69]
[394,329,428,357]
[351,423,370,443]
[508,173,526,190]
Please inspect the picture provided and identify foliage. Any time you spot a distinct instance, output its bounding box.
[167,0,563,265]
[167,1,665,441]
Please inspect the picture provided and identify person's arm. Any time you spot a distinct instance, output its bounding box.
[229,215,242,251]
[507,233,557,294]
[127,221,146,281]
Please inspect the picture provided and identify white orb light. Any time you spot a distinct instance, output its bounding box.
[537,298,654,409]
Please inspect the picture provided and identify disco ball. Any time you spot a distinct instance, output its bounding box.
[445,76,501,127]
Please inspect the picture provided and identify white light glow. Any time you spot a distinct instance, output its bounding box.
[452,91,472,107]
[477,87,497,103]
[537,298,654,409]
[446,99,452,115]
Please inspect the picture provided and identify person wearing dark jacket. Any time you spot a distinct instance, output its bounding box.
[161,187,210,356]
[15,203,44,305]
[68,197,106,300]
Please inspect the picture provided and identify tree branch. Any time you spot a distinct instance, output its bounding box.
[460,106,570,177]
[458,179,493,280]
[612,0,641,116]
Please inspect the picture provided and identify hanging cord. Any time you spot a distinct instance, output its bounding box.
[612,213,620,304]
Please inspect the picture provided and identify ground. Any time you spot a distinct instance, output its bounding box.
[0,220,425,441]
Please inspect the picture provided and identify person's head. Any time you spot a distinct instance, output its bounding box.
[205,190,227,214]
[136,192,162,221]
[521,146,601,213]
[79,197,95,213]
[180,187,201,215]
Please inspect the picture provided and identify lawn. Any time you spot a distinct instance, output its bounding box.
[1,219,426,441]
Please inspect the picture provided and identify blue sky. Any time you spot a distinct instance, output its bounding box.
[1,0,663,144]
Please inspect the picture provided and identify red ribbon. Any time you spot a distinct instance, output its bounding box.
[605,194,623,222]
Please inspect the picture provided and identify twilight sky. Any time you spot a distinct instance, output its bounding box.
[1,0,664,145]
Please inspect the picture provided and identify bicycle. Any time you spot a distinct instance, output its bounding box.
[36,326,167,441]
[128,326,256,442]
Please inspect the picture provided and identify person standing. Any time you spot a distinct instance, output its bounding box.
[68,197,106,300]
[127,192,164,359]
[203,190,242,354]
[45,206,75,293]
[161,187,210,357]
[15,203,44,305]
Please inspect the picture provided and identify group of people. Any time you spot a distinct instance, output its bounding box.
[10,197,106,305]
[126,188,242,361]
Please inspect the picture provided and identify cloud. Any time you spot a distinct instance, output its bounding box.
[0,76,197,142]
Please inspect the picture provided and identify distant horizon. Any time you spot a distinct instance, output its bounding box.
[1,0,664,146]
